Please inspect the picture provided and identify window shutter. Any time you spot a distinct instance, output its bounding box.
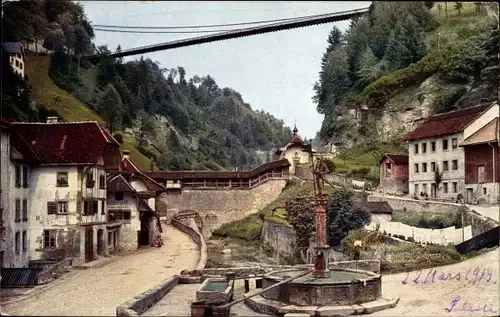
[84,201,88,215]
[47,202,57,214]
[93,201,98,215]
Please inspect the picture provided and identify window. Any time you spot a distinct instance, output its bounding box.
[414,184,419,194]
[422,183,428,194]
[101,200,105,215]
[414,144,419,154]
[443,182,448,194]
[422,163,427,173]
[477,165,485,183]
[431,141,436,152]
[443,139,448,150]
[385,163,391,178]
[108,210,131,223]
[22,231,27,252]
[422,143,427,153]
[15,199,21,222]
[83,200,98,216]
[47,201,57,214]
[15,60,19,67]
[431,162,436,172]
[43,230,56,248]
[19,62,23,70]
[15,164,21,187]
[115,192,124,201]
[483,187,487,195]
[452,182,458,193]
[99,175,105,189]
[452,160,458,170]
[22,199,28,221]
[443,161,449,171]
[15,232,20,253]
[452,138,458,149]
[22,166,28,188]
[108,232,112,246]
[56,172,68,187]
[86,171,95,188]
[57,201,68,214]
[414,164,419,173]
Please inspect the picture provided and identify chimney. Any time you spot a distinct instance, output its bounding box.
[46,116,59,123]
[122,150,130,160]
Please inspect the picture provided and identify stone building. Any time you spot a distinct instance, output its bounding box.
[405,103,493,201]
[0,118,40,268]
[461,102,499,204]
[274,125,312,174]
[378,154,409,194]
[106,151,165,251]
[9,119,122,265]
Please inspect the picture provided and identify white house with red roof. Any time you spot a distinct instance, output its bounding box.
[106,151,165,251]
[405,102,495,201]
[6,119,122,266]
[274,125,312,174]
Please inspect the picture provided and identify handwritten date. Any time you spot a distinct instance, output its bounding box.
[401,267,495,286]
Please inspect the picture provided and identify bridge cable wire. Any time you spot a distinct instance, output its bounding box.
[93,27,249,34]
[91,15,311,30]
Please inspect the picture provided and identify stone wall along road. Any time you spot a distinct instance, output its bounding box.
[2,225,199,316]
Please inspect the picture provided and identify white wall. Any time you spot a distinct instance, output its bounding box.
[107,192,140,251]
[464,103,499,139]
[281,145,310,173]
[409,132,465,200]
[9,53,24,78]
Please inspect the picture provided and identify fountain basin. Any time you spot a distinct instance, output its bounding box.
[196,278,234,305]
[262,268,381,306]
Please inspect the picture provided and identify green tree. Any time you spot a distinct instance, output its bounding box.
[455,2,463,15]
[384,14,427,70]
[434,166,443,198]
[326,187,371,246]
[98,84,124,133]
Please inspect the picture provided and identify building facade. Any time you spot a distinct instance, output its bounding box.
[378,154,409,194]
[405,103,493,201]
[2,42,26,79]
[274,125,311,174]
[8,120,122,265]
[461,102,499,204]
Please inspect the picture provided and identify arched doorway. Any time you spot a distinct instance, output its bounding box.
[97,229,105,256]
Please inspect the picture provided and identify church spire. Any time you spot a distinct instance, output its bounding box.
[292,123,298,137]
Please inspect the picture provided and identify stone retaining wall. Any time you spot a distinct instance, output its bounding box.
[36,257,72,284]
[170,218,207,270]
[260,221,297,256]
[368,195,462,214]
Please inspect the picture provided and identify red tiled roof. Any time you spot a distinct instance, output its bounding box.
[11,122,119,165]
[405,103,492,141]
[380,154,408,165]
[354,201,393,214]
[144,158,291,180]
[1,117,40,164]
[121,156,165,192]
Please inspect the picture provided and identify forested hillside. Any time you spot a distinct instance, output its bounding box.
[2,0,291,171]
[314,2,499,153]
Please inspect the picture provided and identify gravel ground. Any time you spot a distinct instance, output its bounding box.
[2,225,199,316]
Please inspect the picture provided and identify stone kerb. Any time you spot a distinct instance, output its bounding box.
[116,217,207,316]
[116,276,179,316]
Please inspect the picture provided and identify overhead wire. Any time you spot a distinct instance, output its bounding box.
[93,28,247,34]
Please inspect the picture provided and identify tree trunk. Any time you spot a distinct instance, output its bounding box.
[445,2,448,17]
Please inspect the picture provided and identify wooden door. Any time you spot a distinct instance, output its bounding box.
[85,228,94,262]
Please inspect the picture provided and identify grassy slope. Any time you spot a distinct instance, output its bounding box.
[25,52,152,170]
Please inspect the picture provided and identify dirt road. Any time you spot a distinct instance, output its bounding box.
[2,225,199,316]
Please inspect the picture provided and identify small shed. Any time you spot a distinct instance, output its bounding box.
[355,201,393,223]
[379,154,409,194]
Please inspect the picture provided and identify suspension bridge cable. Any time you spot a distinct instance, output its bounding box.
[93,27,248,34]
[91,12,330,30]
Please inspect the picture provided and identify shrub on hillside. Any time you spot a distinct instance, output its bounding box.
[113,133,124,144]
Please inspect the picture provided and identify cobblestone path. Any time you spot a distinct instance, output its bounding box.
[2,225,199,316]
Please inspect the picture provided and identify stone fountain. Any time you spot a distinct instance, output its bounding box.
[243,149,399,316]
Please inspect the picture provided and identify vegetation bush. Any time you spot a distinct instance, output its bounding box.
[392,209,467,229]
[113,133,124,144]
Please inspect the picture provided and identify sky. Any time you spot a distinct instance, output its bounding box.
[81,1,371,140]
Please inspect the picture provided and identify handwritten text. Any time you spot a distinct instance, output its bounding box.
[445,296,497,314]
[401,267,495,286]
